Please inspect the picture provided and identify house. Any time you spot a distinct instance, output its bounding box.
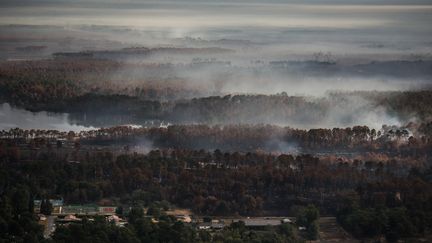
[56,214,82,225]
[34,199,64,208]
[282,218,292,224]
[197,222,212,230]
[107,215,127,227]
[34,199,64,214]
[197,221,225,230]
[165,208,193,223]
[58,205,116,215]
[228,218,284,229]
[59,205,98,215]
[211,223,225,230]
[98,206,117,215]
[175,214,192,223]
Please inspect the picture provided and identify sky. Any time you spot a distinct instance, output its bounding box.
[1,0,430,63]
[1,0,431,31]
[0,0,431,58]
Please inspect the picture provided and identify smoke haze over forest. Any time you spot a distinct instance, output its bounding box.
[1,2,432,242]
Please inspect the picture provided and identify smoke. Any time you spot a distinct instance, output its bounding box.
[319,94,401,129]
[130,136,154,154]
[264,137,299,154]
[1,1,431,132]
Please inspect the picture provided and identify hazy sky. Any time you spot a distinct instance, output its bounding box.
[1,0,431,31]
[1,1,431,93]
[0,0,431,57]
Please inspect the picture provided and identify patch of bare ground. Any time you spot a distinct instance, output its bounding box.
[318,217,359,243]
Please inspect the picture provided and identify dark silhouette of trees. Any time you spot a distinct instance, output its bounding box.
[40,198,53,215]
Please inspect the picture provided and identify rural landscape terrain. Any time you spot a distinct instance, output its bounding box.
[0,0,432,242]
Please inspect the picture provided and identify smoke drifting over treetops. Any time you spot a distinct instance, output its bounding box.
[0,0,431,131]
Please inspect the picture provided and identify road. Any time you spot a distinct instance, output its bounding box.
[43,216,56,238]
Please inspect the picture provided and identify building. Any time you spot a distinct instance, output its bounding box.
[57,205,117,216]
[228,217,288,229]
[197,221,225,230]
[107,215,127,227]
[175,215,192,223]
[34,199,64,214]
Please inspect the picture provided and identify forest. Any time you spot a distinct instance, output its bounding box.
[1,139,432,242]
[1,58,432,126]
[1,57,432,242]
[3,122,431,156]
[1,1,432,241]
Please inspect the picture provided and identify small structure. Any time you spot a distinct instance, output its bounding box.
[58,205,116,215]
[107,215,127,227]
[34,199,64,214]
[56,214,82,226]
[99,206,117,215]
[197,221,225,230]
[230,218,283,229]
[38,214,47,221]
[175,215,192,223]
[197,222,212,230]
[282,218,292,224]
[298,226,306,231]
[165,208,193,223]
